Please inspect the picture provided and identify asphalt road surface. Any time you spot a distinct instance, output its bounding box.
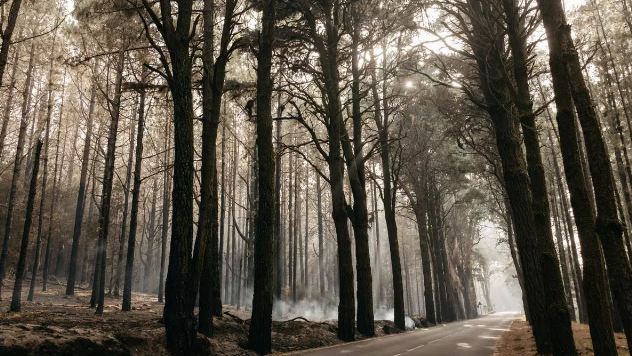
[293,312,520,356]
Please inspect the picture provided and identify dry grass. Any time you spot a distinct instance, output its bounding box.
[495,317,630,355]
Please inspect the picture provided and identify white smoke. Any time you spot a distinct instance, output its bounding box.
[271,300,415,329]
[272,299,338,321]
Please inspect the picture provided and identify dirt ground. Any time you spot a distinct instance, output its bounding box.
[0,278,395,355]
[495,317,630,356]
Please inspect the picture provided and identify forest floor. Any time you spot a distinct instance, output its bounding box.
[495,317,630,355]
[0,278,399,355]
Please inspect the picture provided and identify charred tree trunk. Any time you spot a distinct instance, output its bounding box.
[0,47,20,161]
[114,106,137,297]
[292,156,299,301]
[340,7,375,335]
[219,111,227,305]
[274,110,283,299]
[122,82,147,311]
[158,118,171,303]
[27,52,55,301]
[303,170,309,294]
[93,50,125,315]
[317,174,325,297]
[0,0,23,89]
[198,0,237,332]
[247,1,276,351]
[66,69,96,296]
[0,43,35,298]
[288,153,294,299]
[195,0,218,334]
[10,140,42,312]
[42,69,67,289]
[144,180,158,292]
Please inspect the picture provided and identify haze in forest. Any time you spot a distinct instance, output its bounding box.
[0,0,631,355]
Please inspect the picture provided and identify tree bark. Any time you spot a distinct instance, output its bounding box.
[42,68,67,290]
[274,109,283,299]
[502,1,576,352]
[0,0,23,90]
[0,47,20,161]
[93,49,125,315]
[27,50,55,301]
[247,0,276,351]
[10,140,42,312]
[536,0,632,351]
[317,174,325,297]
[466,0,550,349]
[158,116,171,303]
[341,6,374,335]
[114,102,137,297]
[66,67,96,295]
[0,43,35,298]
[122,81,147,311]
[312,5,356,339]
[412,186,436,324]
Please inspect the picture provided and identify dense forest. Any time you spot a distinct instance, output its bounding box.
[0,0,631,355]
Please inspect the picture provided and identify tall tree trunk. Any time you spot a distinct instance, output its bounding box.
[0,47,20,161]
[274,110,283,299]
[66,68,96,295]
[0,43,35,298]
[114,105,137,297]
[371,168,384,305]
[219,110,227,304]
[161,15,197,355]
[10,140,42,311]
[0,0,23,89]
[411,185,436,324]
[84,142,99,288]
[427,186,443,323]
[27,50,56,301]
[549,176,575,319]
[303,169,309,295]
[122,82,147,311]
[303,2,355,340]
[42,68,66,289]
[194,0,218,329]
[502,1,576,352]
[428,184,452,321]
[466,0,550,347]
[536,0,632,350]
[369,40,405,330]
[342,6,374,335]
[317,174,325,297]
[228,139,239,305]
[298,172,304,288]
[93,50,125,315]
[547,123,590,324]
[158,116,171,303]
[248,0,276,351]
[288,153,294,300]
[292,156,299,301]
[197,0,237,332]
[144,179,158,292]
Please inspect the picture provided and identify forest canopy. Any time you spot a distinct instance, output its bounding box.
[1,0,632,355]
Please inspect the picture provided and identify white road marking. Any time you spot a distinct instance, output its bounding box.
[406,344,426,352]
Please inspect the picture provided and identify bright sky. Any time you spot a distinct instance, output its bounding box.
[565,0,588,10]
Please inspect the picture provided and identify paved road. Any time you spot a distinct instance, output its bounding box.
[293,312,520,356]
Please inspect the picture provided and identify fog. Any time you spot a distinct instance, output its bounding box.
[477,223,524,312]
